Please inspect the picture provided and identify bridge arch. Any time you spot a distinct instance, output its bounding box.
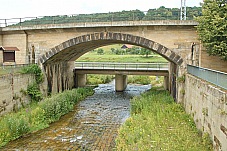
[39,32,183,65]
[39,32,182,99]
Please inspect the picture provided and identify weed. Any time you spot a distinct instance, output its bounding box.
[177,74,185,83]
[202,108,208,116]
[116,88,212,151]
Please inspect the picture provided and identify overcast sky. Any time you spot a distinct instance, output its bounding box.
[1,0,203,19]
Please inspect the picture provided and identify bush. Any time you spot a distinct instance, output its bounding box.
[21,64,44,102]
[27,83,43,102]
[21,64,43,84]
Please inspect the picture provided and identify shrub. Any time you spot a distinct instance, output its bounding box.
[27,83,43,102]
[21,64,43,102]
[21,64,43,84]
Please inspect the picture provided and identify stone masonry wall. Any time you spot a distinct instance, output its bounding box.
[0,74,35,116]
[2,33,27,64]
[200,50,227,73]
[184,74,227,151]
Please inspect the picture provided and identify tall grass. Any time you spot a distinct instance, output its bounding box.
[0,87,94,147]
[116,88,212,151]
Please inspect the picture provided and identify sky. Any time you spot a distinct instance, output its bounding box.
[0,0,203,19]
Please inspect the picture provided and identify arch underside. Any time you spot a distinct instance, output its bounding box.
[39,32,183,65]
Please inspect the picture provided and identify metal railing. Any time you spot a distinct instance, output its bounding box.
[0,10,201,27]
[75,62,169,70]
[187,65,227,90]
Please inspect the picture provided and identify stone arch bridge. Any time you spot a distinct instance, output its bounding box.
[0,20,200,101]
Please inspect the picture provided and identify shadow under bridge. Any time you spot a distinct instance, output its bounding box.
[73,62,169,91]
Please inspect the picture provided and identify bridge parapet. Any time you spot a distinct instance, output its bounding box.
[75,62,169,70]
[1,20,198,31]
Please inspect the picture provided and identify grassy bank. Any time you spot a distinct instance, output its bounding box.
[87,74,114,85]
[116,88,212,151]
[77,54,167,63]
[0,87,94,147]
[77,44,167,63]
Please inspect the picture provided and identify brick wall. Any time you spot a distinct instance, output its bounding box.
[185,74,227,151]
[0,73,35,116]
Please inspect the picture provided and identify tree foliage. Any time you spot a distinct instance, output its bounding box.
[196,0,227,60]
[12,6,202,27]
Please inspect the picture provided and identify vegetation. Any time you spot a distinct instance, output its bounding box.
[20,64,44,102]
[128,75,151,85]
[20,64,43,84]
[77,44,167,63]
[86,74,114,85]
[0,87,94,147]
[10,6,202,27]
[196,0,227,60]
[116,88,212,150]
[0,65,27,76]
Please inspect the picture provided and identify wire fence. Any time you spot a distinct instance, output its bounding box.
[187,65,227,90]
[0,10,201,27]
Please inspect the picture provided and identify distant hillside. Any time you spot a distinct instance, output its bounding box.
[12,6,202,26]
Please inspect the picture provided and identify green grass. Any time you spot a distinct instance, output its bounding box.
[77,54,167,63]
[86,74,114,85]
[115,88,212,151]
[0,87,94,147]
[76,44,167,63]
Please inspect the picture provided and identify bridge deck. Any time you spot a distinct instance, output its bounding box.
[74,62,169,76]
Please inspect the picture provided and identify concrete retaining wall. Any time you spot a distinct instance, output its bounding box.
[184,74,227,151]
[0,73,35,116]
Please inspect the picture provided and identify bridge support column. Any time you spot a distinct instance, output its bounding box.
[75,74,87,87]
[163,76,169,90]
[115,74,127,92]
[0,34,3,65]
[43,61,75,94]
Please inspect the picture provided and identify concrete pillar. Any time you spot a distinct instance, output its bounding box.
[163,76,169,90]
[75,74,87,87]
[169,62,177,101]
[43,61,75,95]
[0,34,3,65]
[0,50,3,65]
[115,74,127,92]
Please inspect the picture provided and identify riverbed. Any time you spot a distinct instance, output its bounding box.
[2,83,151,150]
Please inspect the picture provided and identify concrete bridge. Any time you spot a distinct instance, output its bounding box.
[74,62,169,91]
[0,20,200,100]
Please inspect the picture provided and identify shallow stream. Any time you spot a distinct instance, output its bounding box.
[3,83,151,150]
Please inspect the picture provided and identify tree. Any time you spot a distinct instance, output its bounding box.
[196,0,227,60]
[140,48,151,57]
[97,48,104,55]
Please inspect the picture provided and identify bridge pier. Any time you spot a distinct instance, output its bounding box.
[163,76,169,90]
[75,74,87,87]
[43,61,75,94]
[115,74,127,92]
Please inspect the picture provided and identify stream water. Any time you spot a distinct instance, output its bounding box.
[2,83,151,151]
